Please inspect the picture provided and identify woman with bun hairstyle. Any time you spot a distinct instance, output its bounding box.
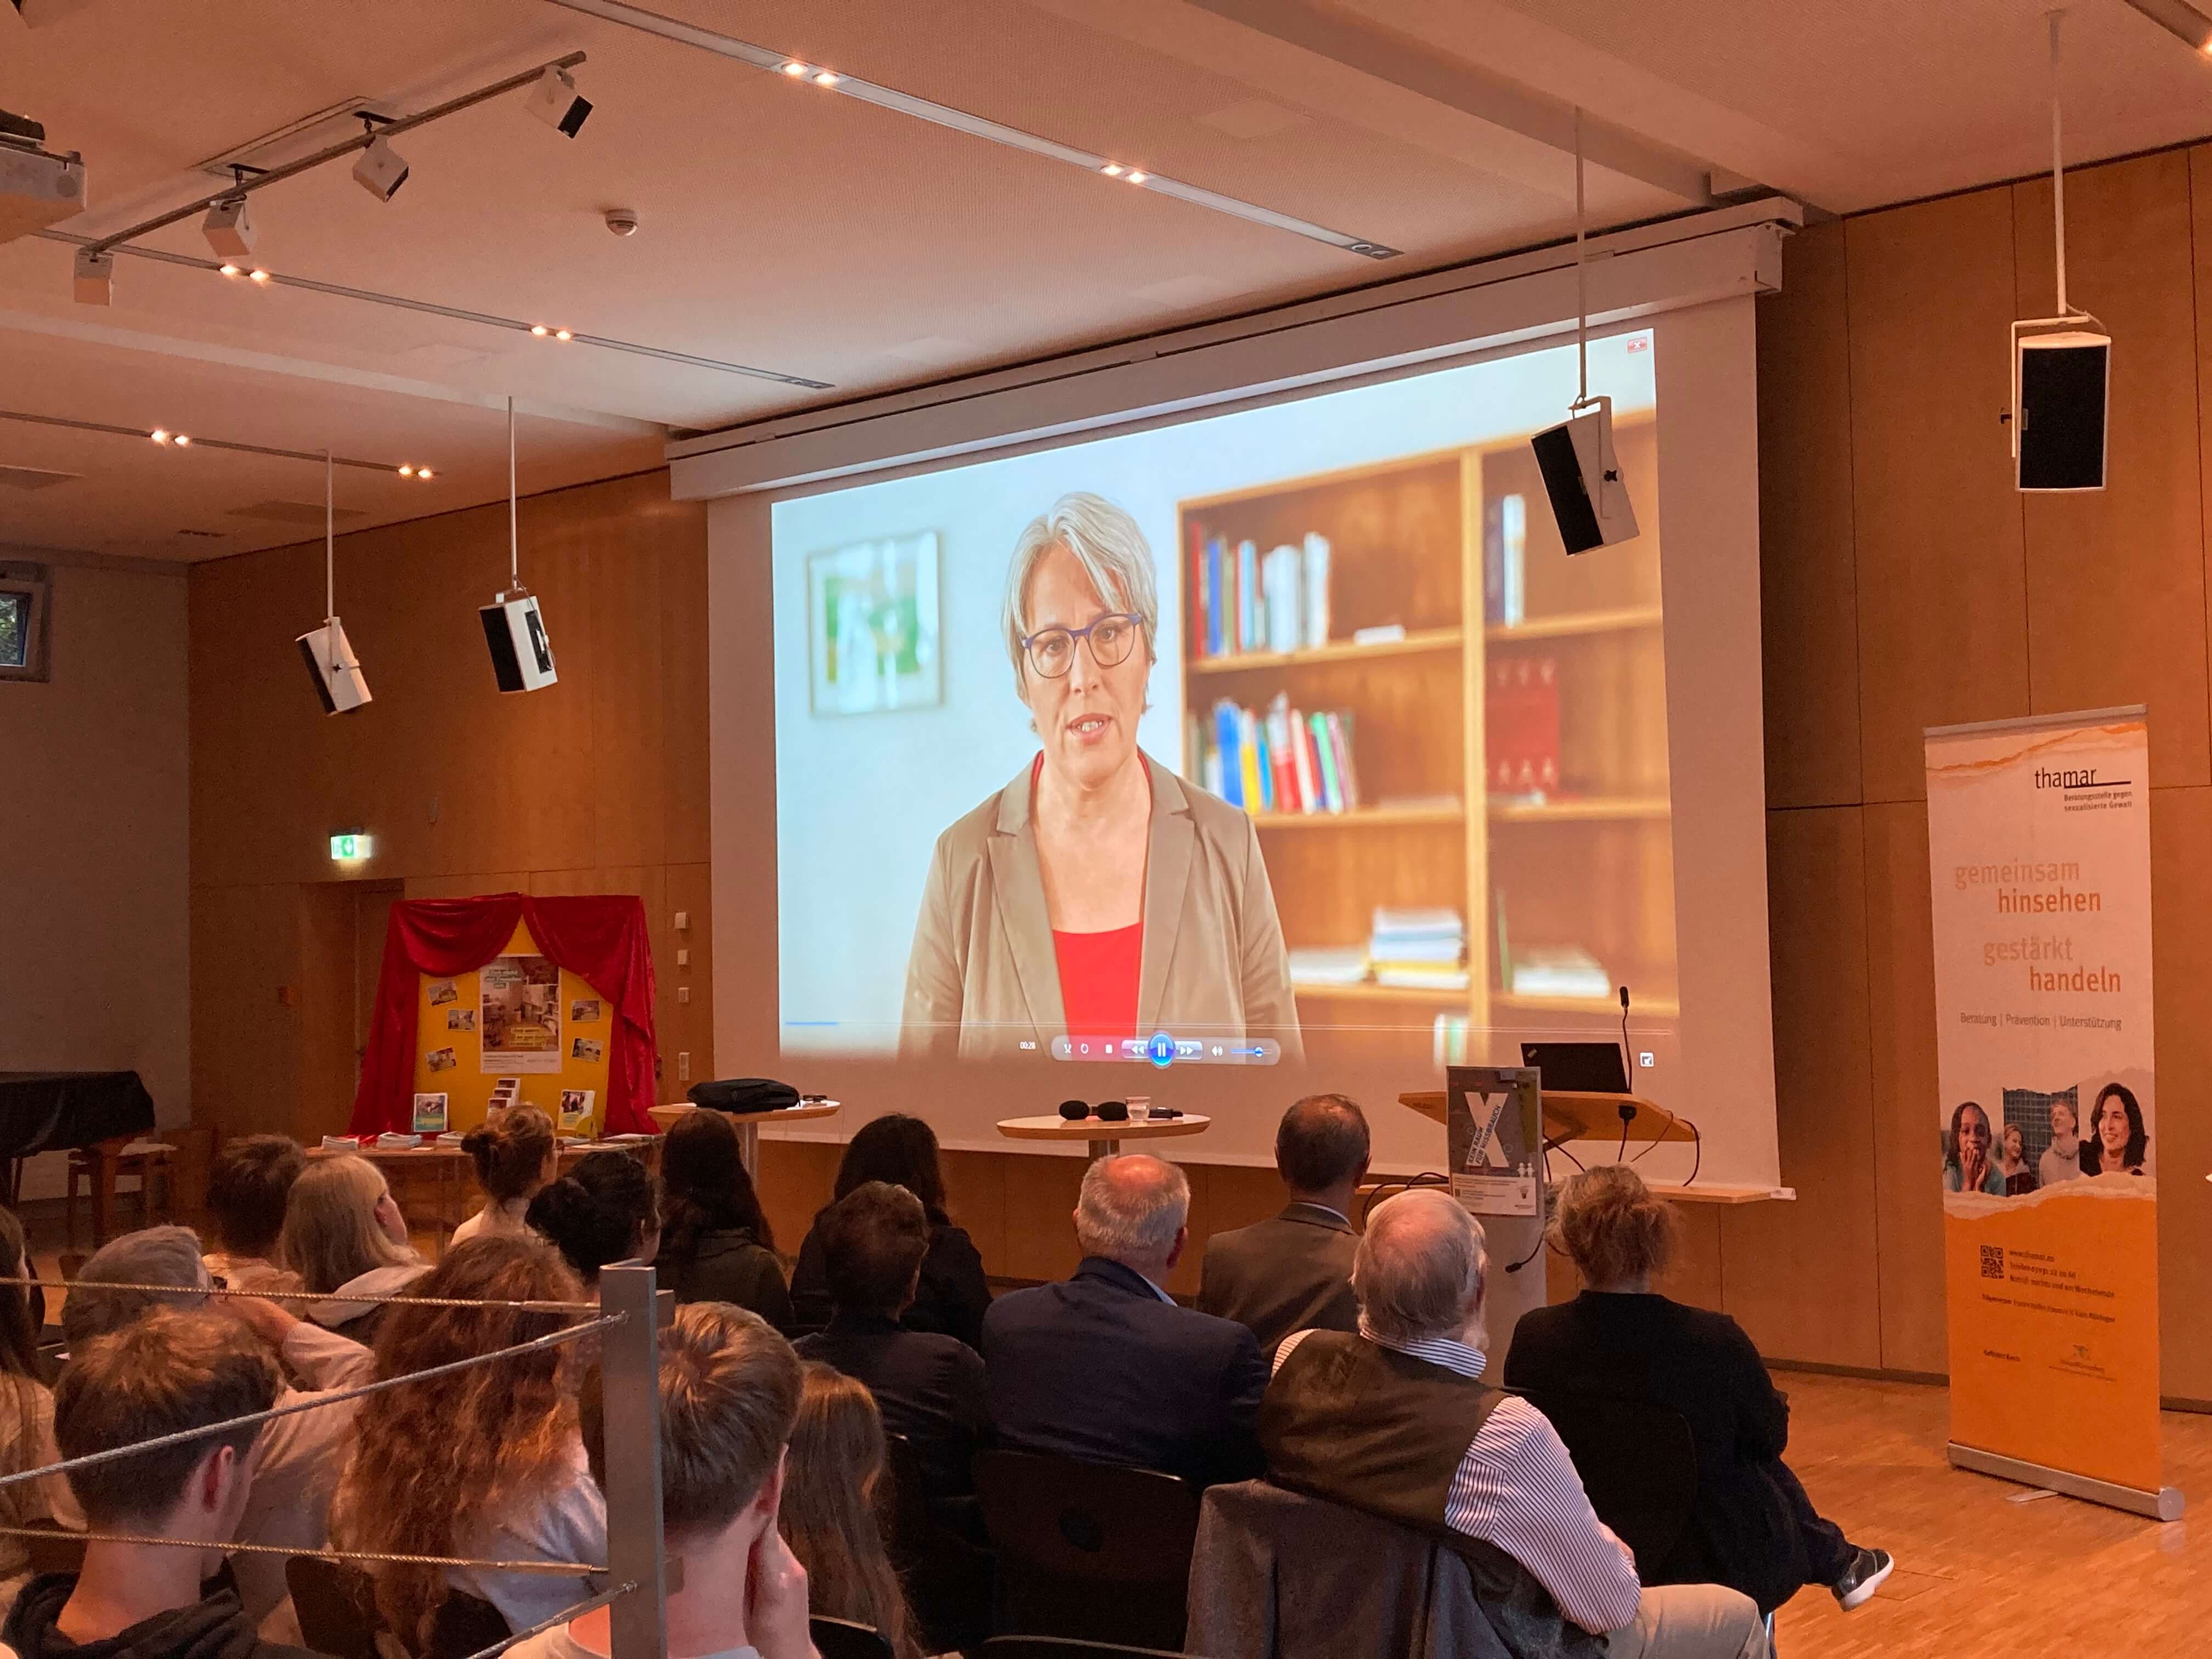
[657,1109,793,1327]
[527,1149,662,1291]
[1504,1164,1893,1616]
[789,1113,989,1346]
[455,1105,560,1246]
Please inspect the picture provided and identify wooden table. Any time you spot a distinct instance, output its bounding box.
[996,1113,1212,1161]
[647,1101,841,1175]
[308,1138,664,1231]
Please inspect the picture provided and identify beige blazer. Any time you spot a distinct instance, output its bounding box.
[901,752,1302,1060]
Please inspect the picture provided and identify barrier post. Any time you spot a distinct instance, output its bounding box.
[600,1262,670,1659]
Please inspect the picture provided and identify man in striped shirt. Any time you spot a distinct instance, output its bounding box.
[1263,1190,1766,1659]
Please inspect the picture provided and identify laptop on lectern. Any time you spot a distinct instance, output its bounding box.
[1519,1041,1630,1095]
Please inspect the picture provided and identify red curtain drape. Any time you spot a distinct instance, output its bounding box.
[348,893,659,1137]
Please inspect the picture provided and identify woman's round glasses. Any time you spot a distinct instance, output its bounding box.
[1022,612,1142,679]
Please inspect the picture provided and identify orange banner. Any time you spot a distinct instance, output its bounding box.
[1925,709,2163,1499]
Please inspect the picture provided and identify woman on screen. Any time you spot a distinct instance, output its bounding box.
[900,492,1299,1059]
[2080,1081,2149,1177]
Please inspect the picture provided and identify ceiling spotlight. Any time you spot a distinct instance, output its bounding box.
[218,263,242,278]
[1127,171,1148,184]
[554,328,572,341]
[201,195,256,258]
[1101,163,1124,177]
[417,467,433,480]
[352,134,409,204]
[173,434,191,446]
[247,268,272,284]
[72,246,112,306]
[398,465,414,477]
[150,429,170,444]
[526,65,592,138]
[781,61,809,76]
[813,70,840,86]
[531,324,550,336]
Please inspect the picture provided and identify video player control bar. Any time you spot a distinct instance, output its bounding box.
[1051,1032,1282,1067]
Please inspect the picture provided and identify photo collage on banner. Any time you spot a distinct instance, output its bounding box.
[1924,706,2176,1513]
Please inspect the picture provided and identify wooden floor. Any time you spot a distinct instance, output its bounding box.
[1772,1371,2208,1656]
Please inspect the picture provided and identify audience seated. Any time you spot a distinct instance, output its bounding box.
[0,1208,80,1610]
[983,1154,1265,1488]
[1198,1094,1367,1350]
[780,1364,924,1659]
[202,1137,306,1293]
[1504,1165,1893,1616]
[521,1302,811,1659]
[60,1226,375,1639]
[657,1111,793,1327]
[3,1308,318,1659]
[334,1235,600,1645]
[1266,1190,1767,1659]
[527,1149,663,1292]
[789,1116,989,1348]
[794,1182,990,1505]
[278,1156,427,1344]
[455,1107,558,1247]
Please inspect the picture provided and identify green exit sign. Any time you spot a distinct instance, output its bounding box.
[330,833,372,861]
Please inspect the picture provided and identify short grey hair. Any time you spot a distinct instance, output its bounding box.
[1353,1190,1487,1345]
[64,1225,210,1350]
[1002,493,1160,693]
[1075,1154,1189,1262]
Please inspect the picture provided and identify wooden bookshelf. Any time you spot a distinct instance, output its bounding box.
[1176,414,1677,1059]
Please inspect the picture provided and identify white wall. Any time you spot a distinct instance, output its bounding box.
[0,557,190,1195]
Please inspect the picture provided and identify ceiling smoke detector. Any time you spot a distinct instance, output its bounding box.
[603,206,639,237]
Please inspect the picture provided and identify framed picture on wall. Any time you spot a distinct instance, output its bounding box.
[807,531,942,715]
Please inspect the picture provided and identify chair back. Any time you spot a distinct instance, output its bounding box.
[881,1432,940,1570]
[285,1555,387,1659]
[1519,1389,1698,1574]
[981,1640,1192,1658]
[882,1433,993,1655]
[810,1616,896,1659]
[973,1449,1200,1652]
[424,1588,512,1659]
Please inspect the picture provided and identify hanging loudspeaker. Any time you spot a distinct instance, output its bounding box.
[2017,331,2109,493]
[481,594,558,692]
[297,618,372,714]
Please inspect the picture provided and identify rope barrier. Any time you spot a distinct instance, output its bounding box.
[0,1276,603,1314]
[0,1526,605,1577]
[0,1313,623,1493]
[458,1581,639,1659]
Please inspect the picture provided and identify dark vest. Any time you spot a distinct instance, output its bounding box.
[1262,1331,1611,1659]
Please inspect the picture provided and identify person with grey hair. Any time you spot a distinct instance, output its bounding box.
[981,1154,1265,1486]
[1265,1190,1769,1659]
[60,1227,378,1643]
[900,490,1299,1060]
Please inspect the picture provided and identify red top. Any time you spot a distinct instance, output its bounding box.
[1054,921,1143,1041]
[1034,754,1144,1041]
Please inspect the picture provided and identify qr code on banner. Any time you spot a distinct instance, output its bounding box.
[1980,1245,2005,1281]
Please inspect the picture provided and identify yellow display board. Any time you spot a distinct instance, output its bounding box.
[411,922,614,1134]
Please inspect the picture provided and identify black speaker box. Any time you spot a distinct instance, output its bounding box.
[2018,332,2109,493]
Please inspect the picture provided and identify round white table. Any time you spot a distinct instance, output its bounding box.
[995,1112,1211,1161]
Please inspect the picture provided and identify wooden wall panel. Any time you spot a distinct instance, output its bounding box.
[189,884,303,1144]
[1846,189,2029,804]
[662,513,714,866]
[1861,800,1946,1375]
[2148,787,2212,1399]
[1757,219,1863,810]
[1723,807,1882,1369]
[2015,151,2210,789]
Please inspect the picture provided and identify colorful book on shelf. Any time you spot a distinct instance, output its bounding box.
[1325,711,1361,808]
[1186,523,1333,657]
[1309,712,1342,811]
[1433,1014,1472,1068]
[1483,493,1527,627]
[1205,537,1225,657]
[1266,697,1300,810]
[1486,654,1560,795]
[1376,964,1471,990]
[1302,533,1331,649]
[1214,700,1242,807]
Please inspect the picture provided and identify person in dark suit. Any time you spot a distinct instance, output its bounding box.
[796,1180,991,1504]
[790,1115,991,1348]
[1198,1094,1368,1350]
[1504,1164,1893,1617]
[983,1154,1266,1488]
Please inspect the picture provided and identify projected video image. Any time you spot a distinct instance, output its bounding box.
[772,332,1674,1069]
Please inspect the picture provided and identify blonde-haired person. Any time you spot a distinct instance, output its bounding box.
[515,1302,813,1659]
[333,1235,602,1647]
[279,1154,426,1344]
[0,1206,80,1609]
[779,1364,924,1659]
[455,1105,560,1245]
[901,491,1299,1060]
[1503,1165,1893,1618]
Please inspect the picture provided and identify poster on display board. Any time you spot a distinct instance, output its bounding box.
[1446,1066,1541,1218]
[408,924,614,1133]
[480,955,563,1075]
[1923,706,2180,1518]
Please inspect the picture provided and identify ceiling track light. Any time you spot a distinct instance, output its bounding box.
[74,51,591,288]
[2121,0,2212,52]
[538,0,1402,259]
[41,229,832,388]
[0,408,430,475]
[479,394,558,695]
[201,194,256,258]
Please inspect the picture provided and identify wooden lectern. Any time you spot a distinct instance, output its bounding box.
[1396,1090,1780,1204]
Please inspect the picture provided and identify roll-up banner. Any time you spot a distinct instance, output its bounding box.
[1924,706,2179,1519]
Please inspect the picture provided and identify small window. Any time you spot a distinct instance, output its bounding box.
[0,562,52,683]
